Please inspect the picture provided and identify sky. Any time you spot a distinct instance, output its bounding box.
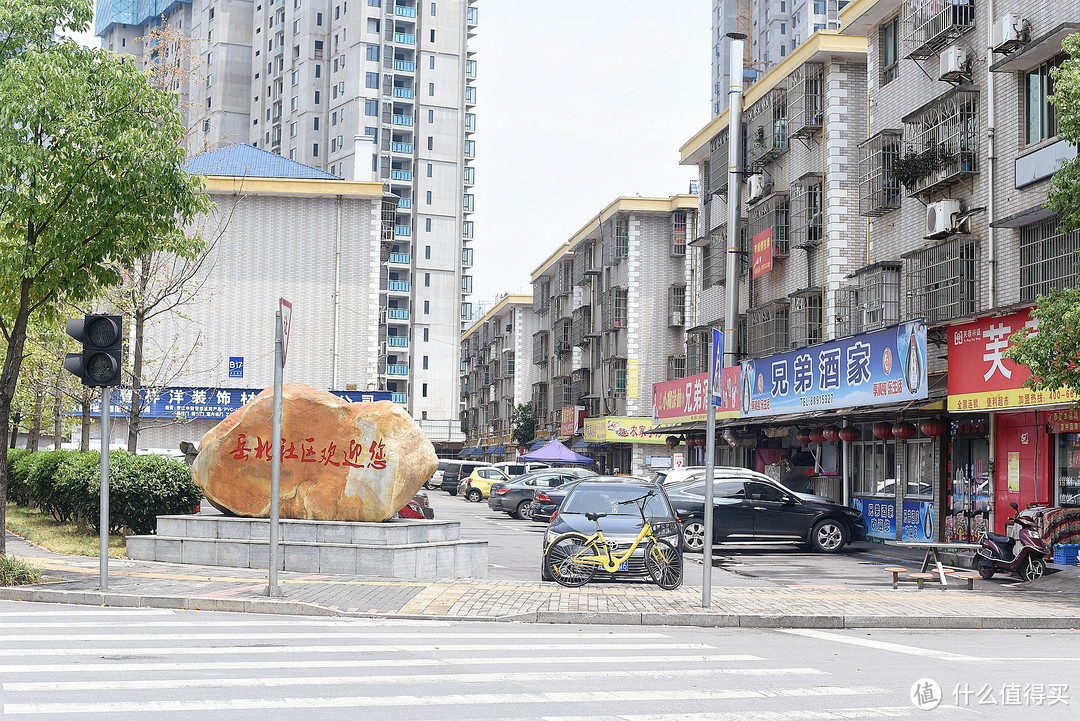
[68,1,714,318]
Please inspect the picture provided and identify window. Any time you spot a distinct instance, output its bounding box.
[906,439,934,496]
[206,96,212,108]
[424,272,430,287]
[1020,218,1080,301]
[206,74,213,87]
[291,70,299,86]
[315,65,321,78]
[813,0,825,13]
[422,383,428,398]
[293,19,300,33]
[209,7,215,19]
[427,136,433,150]
[335,5,340,19]
[431,2,436,15]
[1026,56,1063,145]
[365,98,378,116]
[790,174,823,248]
[317,12,322,25]
[366,72,379,89]
[313,117,319,130]
[429,82,434,96]
[462,275,473,294]
[881,16,900,85]
[314,90,320,104]
[904,235,979,322]
[294,44,300,58]
[366,44,379,61]
[788,289,823,348]
[430,29,435,42]
[425,245,431,259]
[332,112,337,126]
[423,356,429,370]
[289,122,297,137]
[426,190,432,205]
[426,218,432,232]
[424,300,430,314]
[747,301,789,357]
[748,191,790,257]
[426,163,432,177]
[313,143,319,157]
[208,29,214,42]
[428,108,434,122]
[903,89,978,194]
[672,211,687,255]
[852,437,897,496]
[430,55,435,69]
[423,328,429,342]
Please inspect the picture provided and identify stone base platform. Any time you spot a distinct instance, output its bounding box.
[125,515,488,579]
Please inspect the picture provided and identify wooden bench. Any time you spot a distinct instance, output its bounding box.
[955,572,981,590]
[884,566,909,589]
[908,572,936,589]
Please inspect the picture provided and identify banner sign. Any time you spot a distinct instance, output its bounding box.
[560,405,585,437]
[651,368,741,427]
[901,500,935,542]
[584,416,668,444]
[82,387,392,419]
[1047,408,1080,434]
[948,309,1080,411]
[627,358,639,399]
[739,321,928,418]
[852,497,895,540]
[751,227,773,278]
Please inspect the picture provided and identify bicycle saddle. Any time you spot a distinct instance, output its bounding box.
[584,512,607,521]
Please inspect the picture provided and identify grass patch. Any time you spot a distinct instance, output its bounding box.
[5,503,127,558]
[0,554,43,586]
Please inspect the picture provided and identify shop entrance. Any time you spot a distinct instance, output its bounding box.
[947,417,990,542]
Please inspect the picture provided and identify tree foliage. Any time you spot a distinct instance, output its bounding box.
[0,0,209,554]
[511,402,538,448]
[1048,34,1080,230]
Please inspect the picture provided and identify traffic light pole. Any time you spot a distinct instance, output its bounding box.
[266,312,284,597]
[99,387,110,591]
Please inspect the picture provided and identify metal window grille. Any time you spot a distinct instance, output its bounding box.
[857,262,902,330]
[701,238,716,287]
[532,383,547,420]
[788,62,824,139]
[904,236,980,322]
[747,192,790,257]
[745,88,788,168]
[552,260,573,297]
[601,287,627,330]
[687,331,709,375]
[571,306,591,347]
[604,358,628,398]
[859,130,902,217]
[903,89,978,195]
[668,285,687,326]
[532,330,549,366]
[667,355,687,381]
[1020,219,1080,301]
[532,279,551,314]
[900,0,975,60]
[571,368,591,403]
[672,211,688,256]
[615,218,629,258]
[747,302,790,358]
[834,285,858,338]
[708,127,730,195]
[789,290,823,349]
[790,175,823,249]
[553,319,572,358]
[571,248,586,287]
[552,376,572,407]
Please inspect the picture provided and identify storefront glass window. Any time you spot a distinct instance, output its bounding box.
[852,438,896,495]
[946,416,990,543]
[1058,432,1080,507]
[905,439,934,497]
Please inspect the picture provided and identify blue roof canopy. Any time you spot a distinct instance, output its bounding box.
[183,145,340,180]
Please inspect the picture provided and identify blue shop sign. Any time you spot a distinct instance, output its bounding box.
[228,357,244,378]
[739,320,927,418]
[901,500,935,543]
[82,387,393,419]
[852,497,896,540]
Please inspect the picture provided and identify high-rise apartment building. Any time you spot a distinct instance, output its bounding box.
[95,0,476,440]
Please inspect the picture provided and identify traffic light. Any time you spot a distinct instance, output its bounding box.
[64,315,123,387]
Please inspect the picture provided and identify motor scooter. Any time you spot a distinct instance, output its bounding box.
[976,501,1048,582]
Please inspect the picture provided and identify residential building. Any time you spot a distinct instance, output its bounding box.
[95,0,477,441]
[458,295,540,460]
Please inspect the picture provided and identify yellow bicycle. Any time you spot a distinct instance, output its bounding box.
[543,491,683,589]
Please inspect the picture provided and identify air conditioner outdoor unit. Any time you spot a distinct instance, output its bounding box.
[748,173,766,202]
[926,200,961,238]
[992,14,1025,53]
[670,311,684,327]
[939,46,967,81]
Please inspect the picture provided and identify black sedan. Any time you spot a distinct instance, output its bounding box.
[666,473,867,553]
[529,480,584,524]
[541,477,682,582]
[487,470,592,519]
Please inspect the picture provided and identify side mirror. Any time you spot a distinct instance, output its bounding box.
[1010,501,1020,513]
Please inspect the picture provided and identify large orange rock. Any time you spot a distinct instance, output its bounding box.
[192,383,437,521]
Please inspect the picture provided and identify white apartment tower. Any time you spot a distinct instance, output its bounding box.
[96,0,477,438]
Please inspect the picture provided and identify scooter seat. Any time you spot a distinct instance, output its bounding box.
[985,531,1011,545]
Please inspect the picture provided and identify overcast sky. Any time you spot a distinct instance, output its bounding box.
[69,1,713,317]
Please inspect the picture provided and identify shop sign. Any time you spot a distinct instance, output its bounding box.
[627,358,639,399]
[1047,408,1080,433]
[852,497,895,540]
[1008,451,1021,493]
[739,321,927,418]
[751,227,773,278]
[83,387,392,419]
[646,455,672,469]
[947,309,1080,411]
[901,500,935,542]
[560,405,585,437]
[584,416,668,444]
[651,368,741,426]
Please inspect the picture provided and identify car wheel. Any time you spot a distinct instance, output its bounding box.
[515,500,533,521]
[978,560,996,579]
[809,519,847,553]
[645,539,683,590]
[466,488,482,503]
[1021,555,1045,582]
[680,520,706,553]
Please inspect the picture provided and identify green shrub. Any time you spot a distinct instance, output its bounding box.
[0,555,43,586]
[27,449,81,522]
[6,448,33,506]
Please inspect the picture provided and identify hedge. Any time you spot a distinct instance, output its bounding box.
[5,448,200,535]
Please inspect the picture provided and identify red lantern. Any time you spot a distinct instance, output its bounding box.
[872,421,893,440]
[920,418,947,437]
[822,425,841,442]
[666,435,680,449]
[891,421,917,440]
[808,428,825,443]
[794,428,812,444]
[838,425,861,443]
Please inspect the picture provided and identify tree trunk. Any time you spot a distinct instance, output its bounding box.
[0,278,37,556]
[8,411,20,449]
[127,309,146,452]
[28,388,43,451]
[53,379,63,450]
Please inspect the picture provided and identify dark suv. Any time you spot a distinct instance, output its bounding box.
[440,461,486,495]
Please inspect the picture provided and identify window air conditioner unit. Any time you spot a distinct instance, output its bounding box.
[939,46,967,81]
[992,14,1025,53]
[748,173,767,202]
[926,200,961,238]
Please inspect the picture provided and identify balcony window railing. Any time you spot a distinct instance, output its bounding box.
[397,197,412,208]
[395,6,417,17]
[1020,219,1080,301]
[747,192,790,258]
[392,114,414,126]
[790,175,823,250]
[387,336,409,347]
[859,130,902,217]
[532,331,549,366]
[388,252,410,264]
[571,306,591,347]
[391,392,407,404]
[904,236,979,322]
[745,88,788,168]
[387,307,409,320]
[394,33,416,44]
[747,301,790,358]
[788,62,824,139]
[669,285,686,326]
[387,364,409,375]
[393,87,414,99]
[388,280,410,292]
[788,289,823,349]
[672,210,688,255]
[533,279,551,314]
[687,331,709,375]
[708,127,730,195]
[667,355,687,381]
[902,89,978,195]
[461,247,473,267]
[857,262,902,331]
[901,0,975,60]
[394,60,415,72]
[390,169,412,180]
[394,225,411,236]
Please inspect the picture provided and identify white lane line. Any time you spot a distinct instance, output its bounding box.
[0,642,716,658]
[0,609,456,627]
[534,707,973,720]
[0,654,764,674]
[4,667,826,692]
[778,630,981,662]
[1,627,669,637]
[0,609,179,617]
[3,686,892,715]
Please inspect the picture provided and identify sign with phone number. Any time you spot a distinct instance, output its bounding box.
[852,498,936,541]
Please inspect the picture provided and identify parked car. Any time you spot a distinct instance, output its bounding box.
[665,472,867,553]
[459,466,512,502]
[396,493,434,519]
[540,477,682,581]
[528,468,603,523]
[440,461,487,495]
[652,466,706,486]
[490,460,552,479]
[488,469,590,519]
[425,459,453,490]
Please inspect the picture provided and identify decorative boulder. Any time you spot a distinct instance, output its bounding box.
[192,383,437,522]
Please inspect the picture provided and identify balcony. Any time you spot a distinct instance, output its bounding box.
[397,197,412,208]
[394,225,412,236]
[388,280,411,293]
[388,252,411,264]
[392,114,414,126]
[393,87,414,99]
[392,142,413,153]
[387,364,409,376]
[387,336,409,347]
[391,169,413,181]
[387,307,410,320]
[901,0,975,60]
[395,6,417,17]
[902,89,979,196]
[391,392,407,404]
[467,6,478,25]
[394,60,415,72]
[394,33,416,45]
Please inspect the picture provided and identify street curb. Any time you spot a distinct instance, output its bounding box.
[3,586,1079,629]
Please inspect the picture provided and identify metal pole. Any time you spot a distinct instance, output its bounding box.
[723,32,746,370]
[267,312,284,597]
[703,334,717,608]
[99,387,110,591]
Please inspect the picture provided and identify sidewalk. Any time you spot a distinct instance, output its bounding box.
[4,530,1080,629]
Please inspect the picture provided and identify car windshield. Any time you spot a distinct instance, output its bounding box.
[562,486,671,517]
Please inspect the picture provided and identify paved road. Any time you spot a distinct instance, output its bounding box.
[2,599,1076,719]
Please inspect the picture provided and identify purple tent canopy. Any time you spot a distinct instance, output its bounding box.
[519,438,595,466]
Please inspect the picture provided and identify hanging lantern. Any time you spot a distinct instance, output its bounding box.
[808,428,825,443]
[838,425,861,443]
[872,421,893,440]
[891,421,917,440]
[665,435,680,449]
[822,425,841,442]
[795,428,812,444]
[920,418,947,437]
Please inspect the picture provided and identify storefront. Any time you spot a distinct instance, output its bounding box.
[583,416,667,475]
[649,369,743,468]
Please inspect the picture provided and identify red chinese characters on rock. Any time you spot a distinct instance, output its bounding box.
[230,433,389,470]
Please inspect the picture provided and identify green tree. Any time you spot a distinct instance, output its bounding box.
[511,402,538,449]
[1047,34,1080,231]
[0,0,209,554]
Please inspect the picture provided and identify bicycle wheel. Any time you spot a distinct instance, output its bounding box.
[544,533,596,587]
[644,538,683,590]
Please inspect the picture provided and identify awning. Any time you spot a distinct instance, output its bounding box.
[462,447,482,456]
[529,439,547,451]
[486,445,505,454]
[648,421,707,435]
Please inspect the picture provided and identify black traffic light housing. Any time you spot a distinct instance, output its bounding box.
[64,315,123,387]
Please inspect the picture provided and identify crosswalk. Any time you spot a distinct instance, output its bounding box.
[0,601,969,720]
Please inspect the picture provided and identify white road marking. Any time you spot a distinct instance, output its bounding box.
[4,666,826,692]
[778,630,980,661]
[533,707,973,720]
[0,654,764,674]
[1,626,669,637]
[3,686,892,715]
